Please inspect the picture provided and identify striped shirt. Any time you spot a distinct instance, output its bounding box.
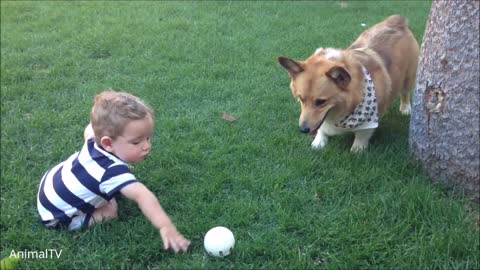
[37,138,137,227]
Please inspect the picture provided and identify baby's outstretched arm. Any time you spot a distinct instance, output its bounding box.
[120,182,191,253]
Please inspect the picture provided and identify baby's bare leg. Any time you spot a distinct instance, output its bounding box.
[89,198,118,226]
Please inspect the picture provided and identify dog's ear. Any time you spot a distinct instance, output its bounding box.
[278,57,304,76]
[326,66,351,89]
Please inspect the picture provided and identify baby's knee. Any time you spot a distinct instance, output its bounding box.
[109,198,118,214]
[105,200,118,219]
[90,200,119,226]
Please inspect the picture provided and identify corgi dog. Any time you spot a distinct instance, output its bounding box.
[278,15,419,152]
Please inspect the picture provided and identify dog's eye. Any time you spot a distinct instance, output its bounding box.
[315,99,326,107]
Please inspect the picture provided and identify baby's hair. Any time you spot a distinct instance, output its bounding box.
[90,89,154,144]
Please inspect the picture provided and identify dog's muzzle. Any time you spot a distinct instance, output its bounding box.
[299,123,312,134]
[299,110,330,135]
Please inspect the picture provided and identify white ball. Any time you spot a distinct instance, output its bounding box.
[204,226,235,257]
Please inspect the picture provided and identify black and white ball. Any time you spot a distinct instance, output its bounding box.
[204,226,235,257]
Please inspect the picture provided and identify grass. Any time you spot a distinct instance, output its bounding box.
[1,1,478,269]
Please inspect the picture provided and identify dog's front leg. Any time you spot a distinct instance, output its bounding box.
[311,131,328,150]
[351,129,375,152]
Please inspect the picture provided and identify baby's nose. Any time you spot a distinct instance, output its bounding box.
[143,141,151,151]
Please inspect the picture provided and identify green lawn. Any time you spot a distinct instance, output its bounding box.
[1,1,478,269]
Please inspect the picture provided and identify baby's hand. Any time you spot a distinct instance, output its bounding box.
[159,225,191,253]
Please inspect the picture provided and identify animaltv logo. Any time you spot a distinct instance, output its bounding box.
[9,249,62,259]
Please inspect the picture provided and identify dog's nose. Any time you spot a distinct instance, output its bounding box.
[299,125,310,134]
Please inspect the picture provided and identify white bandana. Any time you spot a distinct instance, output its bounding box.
[335,66,379,130]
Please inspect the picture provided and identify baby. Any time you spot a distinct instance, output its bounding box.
[37,90,190,253]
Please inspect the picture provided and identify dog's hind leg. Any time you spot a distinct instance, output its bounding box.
[399,88,412,115]
[399,59,417,115]
[399,92,411,115]
[399,76,414,114]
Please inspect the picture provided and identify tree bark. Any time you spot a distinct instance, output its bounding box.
[409,0,479,202]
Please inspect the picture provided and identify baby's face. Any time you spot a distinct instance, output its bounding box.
[110,116,153,163]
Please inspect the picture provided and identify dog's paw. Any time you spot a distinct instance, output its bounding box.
[400,103,411,115]
[311,135,328,150]
[350,143,367,153]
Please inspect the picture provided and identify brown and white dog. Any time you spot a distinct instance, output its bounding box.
[278,15,419,152]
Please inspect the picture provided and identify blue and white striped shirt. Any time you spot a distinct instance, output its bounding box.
[37,138,136,227]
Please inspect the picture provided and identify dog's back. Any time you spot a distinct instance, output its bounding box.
[349,15,419,111]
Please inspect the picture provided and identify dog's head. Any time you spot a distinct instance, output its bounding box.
[278,48,357,134]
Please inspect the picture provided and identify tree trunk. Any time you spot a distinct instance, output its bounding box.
[409,0,479,202]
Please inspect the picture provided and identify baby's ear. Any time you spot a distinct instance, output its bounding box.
[100,136,114,151]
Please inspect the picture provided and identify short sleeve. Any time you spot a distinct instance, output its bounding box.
[99,164,137,197]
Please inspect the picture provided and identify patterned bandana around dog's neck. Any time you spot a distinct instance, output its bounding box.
[335,65,379,130]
